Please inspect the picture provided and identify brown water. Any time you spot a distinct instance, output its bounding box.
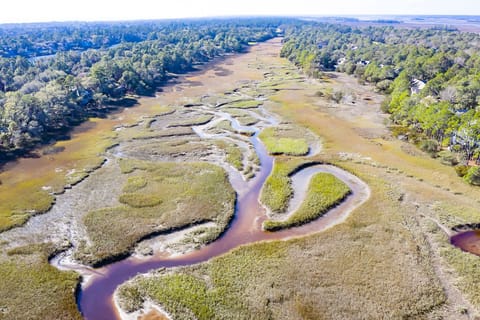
[20,38,370,319]
[451,230,480,256]
[78,126,370,319]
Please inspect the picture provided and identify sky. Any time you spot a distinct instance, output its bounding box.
[1,0,480,24]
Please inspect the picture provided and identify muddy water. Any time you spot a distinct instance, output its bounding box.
[451,231,480,256]
[21,38,370,319]
[79,125,369,319]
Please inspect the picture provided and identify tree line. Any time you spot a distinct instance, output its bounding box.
[0,18,283,161]
[280,22,480,185]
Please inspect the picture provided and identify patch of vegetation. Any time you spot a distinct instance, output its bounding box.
[0,117,115,232]
[210,120,236,134]
[131,127,194,140]
[236,115,259,126]
[419,139,439,158]
[263,173,351,231]
[123,176,147,193]
[259,127,309,156]
[119,202,445,319]
[214,140,244,171]
[260,158,305,213]
[464,166,480,186]
[119,193,163,208]
[121,138,214,160]
[223,100,261,109]
[0,244,81,319]
[180,225,225,248]
[76,161,235,266]
[438,150,459,166]
[0,180,54,232]
[455,164,470,177]
[168,115,214,127]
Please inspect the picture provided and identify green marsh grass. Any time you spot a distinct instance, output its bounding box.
[259,127,308,156]
[77,160,235,266]
[263,173,351,231]
[215,140,244,171]
[260,158,305,213]
[168,115,214,127]
[0,244,81,319]
[223,100,261,109]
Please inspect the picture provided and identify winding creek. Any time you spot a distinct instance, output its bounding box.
[74,109,370,319]
[0,39,372,320]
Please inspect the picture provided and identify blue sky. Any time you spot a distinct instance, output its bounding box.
[1,0,480,23]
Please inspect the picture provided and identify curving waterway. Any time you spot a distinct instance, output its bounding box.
[34,38,372,319]
[75,112,370,319]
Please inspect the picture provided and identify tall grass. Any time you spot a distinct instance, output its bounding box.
[263,173,350,231]
[260,158,306,213]
[259,127,308,156]
[76,160,235,266]
[0,244,81,319]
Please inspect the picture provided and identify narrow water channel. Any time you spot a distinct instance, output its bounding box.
[77,121,370,319]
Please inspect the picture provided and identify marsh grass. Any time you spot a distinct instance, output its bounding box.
[236,115,259,126]
[263,172,351,231]
[259,127,308,156]
[119,193,163,208]
[221,108,260,126]
[0,244,81,319]
[168,115,214,127]
[210,120,255,137]
[121,138,214,160]
[116,40,452,320]
[77,160,235,266]
[0,118,115,231]
[222,100,261,109]
[119,199,445,319]
[260,158,306,213]
[214,140,244,171]
[131,127,194,140]
[123,176,147,193]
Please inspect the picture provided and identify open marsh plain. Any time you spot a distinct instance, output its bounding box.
[1,38,480,320]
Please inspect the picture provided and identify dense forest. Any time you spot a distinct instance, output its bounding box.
[281,22,480,184]
[0,18,282,161]
[6,18,480,184]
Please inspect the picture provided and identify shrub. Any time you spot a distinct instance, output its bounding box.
[438,150,459,166]
[419,139,439,157]
[376,80,393,93]
[464,166,480,185]
[331,90,344,103]
[390,125,409,138]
